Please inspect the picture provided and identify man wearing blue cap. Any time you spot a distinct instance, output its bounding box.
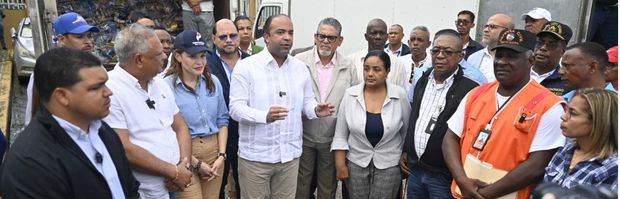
[26,12,101,128]
[53,12,100,52]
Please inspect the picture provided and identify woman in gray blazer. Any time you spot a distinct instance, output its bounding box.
[331,50,411,199]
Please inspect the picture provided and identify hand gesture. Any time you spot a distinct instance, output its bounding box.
[315,103,335,117]
[267,105,289,122]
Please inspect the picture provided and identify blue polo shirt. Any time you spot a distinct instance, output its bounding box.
[562,83,617,102]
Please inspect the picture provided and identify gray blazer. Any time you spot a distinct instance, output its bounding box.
[296,47,358,144]
[331,83,411,169]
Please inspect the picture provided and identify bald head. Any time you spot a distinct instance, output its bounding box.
[366,19,388,33]
[491,14,515,28]
[213,19,241,56]
[365,18,388,51]
[482,13,514,48]
[213,19,237,35]
[136,18,155,28]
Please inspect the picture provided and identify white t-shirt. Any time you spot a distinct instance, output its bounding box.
[530,68,556,83]
[447,89,565,152]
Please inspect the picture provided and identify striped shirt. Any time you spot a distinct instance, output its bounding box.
[544,140,618,191]
[413,69,457,158]
[229,50,318,164]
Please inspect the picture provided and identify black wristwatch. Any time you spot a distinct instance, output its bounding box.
[217,152,227,160]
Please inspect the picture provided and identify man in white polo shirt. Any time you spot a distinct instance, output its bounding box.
[103,24,192,199]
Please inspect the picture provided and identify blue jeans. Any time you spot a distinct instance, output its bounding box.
[406,167,454,199]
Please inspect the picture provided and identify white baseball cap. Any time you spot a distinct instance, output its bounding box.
[521,7,552,21]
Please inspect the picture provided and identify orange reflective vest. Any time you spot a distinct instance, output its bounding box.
[451,81,563,199]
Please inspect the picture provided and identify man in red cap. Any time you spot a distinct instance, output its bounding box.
[605,46,618,90]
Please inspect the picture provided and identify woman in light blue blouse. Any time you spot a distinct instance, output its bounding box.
[543,88,617,191]
[164,30,229,199]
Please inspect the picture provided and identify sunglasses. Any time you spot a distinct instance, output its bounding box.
[217,33,239,41]
[430,48,462,56]
[455,20,472,26]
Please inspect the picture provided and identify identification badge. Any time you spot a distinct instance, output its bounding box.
[472,128,492,151]
[425,117,437,134]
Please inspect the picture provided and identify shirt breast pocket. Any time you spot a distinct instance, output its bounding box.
[513,107,538,133]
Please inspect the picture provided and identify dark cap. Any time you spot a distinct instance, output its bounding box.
[537,21,572,42]
[492,29,536,53]
[174,30,208,55]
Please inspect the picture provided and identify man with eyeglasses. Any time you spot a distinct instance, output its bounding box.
[348,18,408,89]
[522,8,552,34]
[26,12,101,127]
[455,10,484,59]
[206,19,250,199]
[467,13,514,82]
[400,29,480,199]
[294,17,357,199]
[385,24,411,57]
[531,21,572,96]
[444,28,565,199]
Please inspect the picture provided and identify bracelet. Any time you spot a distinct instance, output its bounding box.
[194,161,203,173]
[172,164,179,181]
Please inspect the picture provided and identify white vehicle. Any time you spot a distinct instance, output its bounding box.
[251,0,593,55]
[11,17,35,77]
[251,0,478,55]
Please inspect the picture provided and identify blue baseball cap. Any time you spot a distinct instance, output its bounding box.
[53,12,100,36]
[174,30,208,55]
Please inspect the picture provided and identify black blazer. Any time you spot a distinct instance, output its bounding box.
[207,50,250,151]
[0,107,140,199]
[207,49,251,106]
[384,43,411,56]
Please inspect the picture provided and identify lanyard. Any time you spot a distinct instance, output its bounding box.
[486,93,516,126]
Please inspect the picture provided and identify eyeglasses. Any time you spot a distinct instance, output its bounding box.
[455,20,471,26]
[535,39,562,50]
[564,108,592,120]
[217,33,239,41]
[430,48,462,56]
[483,24,507,30]
[315,33,339,43]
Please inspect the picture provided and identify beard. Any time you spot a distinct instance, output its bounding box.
[318,48,334,57]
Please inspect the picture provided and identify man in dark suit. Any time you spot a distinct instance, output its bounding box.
[208,19,250,199]
[0,47,139,198]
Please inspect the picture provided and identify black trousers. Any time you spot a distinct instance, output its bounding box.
[219,121,240,199]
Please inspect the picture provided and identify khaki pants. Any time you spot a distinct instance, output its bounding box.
[177,135,224,199]
[296,141,336,199]
[238,158,299,199]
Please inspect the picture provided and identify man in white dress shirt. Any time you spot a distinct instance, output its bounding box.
[348,18,408,89]
[229,14,334,198]
[466,13,514,82]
